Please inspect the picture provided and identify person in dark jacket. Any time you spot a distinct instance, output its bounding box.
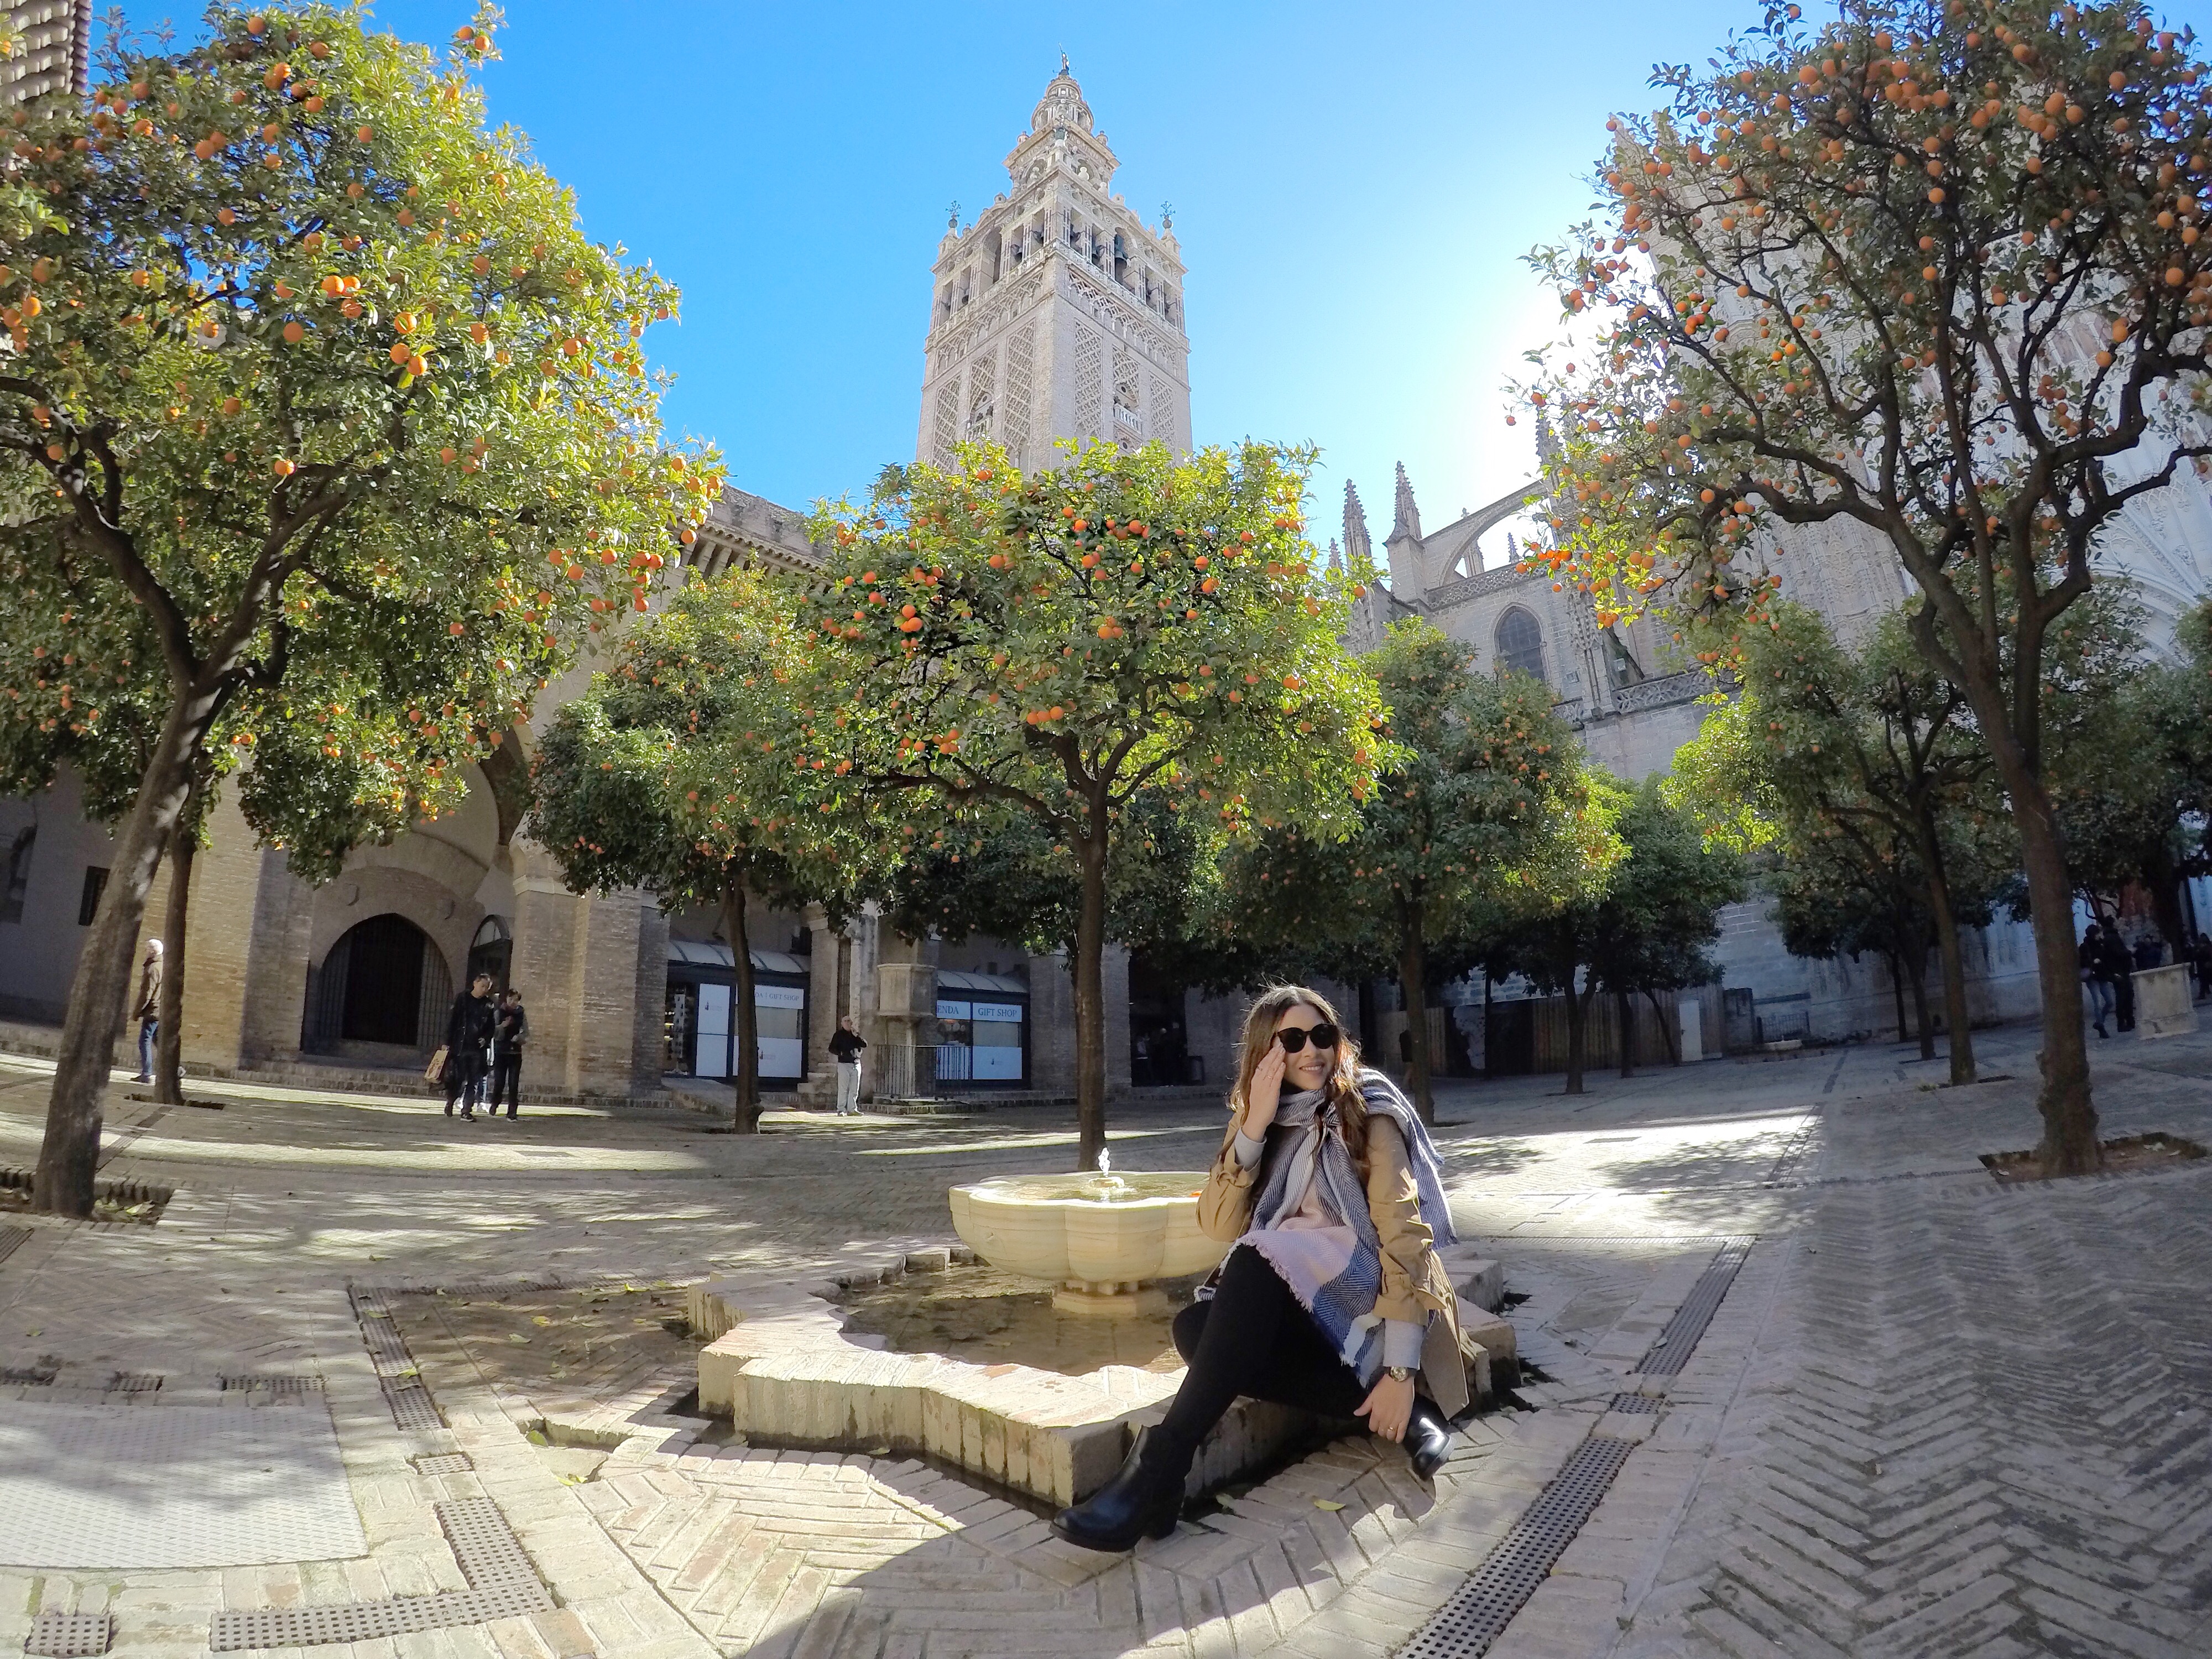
[2080,925,2112,1039]
[2099,929,2137,1033]
[828,1016,867,1115]
[444,973,497,1120]
[2131,930,2164,972]
[2193,932,2212,1001]
[489,989,528,1119]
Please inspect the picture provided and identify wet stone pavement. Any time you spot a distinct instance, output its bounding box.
[1,1020,2210,1657]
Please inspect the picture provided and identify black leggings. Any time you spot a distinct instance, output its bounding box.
[1146,1244,1370,1479]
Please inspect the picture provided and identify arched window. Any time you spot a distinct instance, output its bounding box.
[1495,607,1548,684]
[468,915,512,994]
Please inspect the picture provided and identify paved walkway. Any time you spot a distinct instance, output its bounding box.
[2,1020,2209,1657]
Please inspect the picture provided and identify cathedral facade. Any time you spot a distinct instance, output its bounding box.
[1345,419,2212,1058]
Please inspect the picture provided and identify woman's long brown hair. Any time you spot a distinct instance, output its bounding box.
[1229,984,1370,1177]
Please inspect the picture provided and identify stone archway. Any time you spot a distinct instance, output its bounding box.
[306,914,451,1055]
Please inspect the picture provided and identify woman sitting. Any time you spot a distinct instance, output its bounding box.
[1053,984,1469,1552]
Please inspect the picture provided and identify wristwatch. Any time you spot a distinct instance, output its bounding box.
[1386,1366,1415,1384]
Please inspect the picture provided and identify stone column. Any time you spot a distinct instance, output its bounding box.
[795,903,841,1107]
[872,927,938,1100]
[1028,948,1076,1097]
[509,836,663,1100]
[156,791,314,1076]
[1102,942,1133,1100]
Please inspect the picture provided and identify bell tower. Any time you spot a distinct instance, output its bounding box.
[916,61,1191,471]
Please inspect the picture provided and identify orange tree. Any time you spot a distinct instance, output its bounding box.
[0,6,720,1214]
[804,440,1388,1168]
[1218,618,1604,1123]
[529,568,866,1133]
[1672,606,2012,1080]
[1518,0,2212,1172]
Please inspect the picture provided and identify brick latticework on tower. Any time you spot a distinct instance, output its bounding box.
[916,62,1189,472]
[2,0,92,108]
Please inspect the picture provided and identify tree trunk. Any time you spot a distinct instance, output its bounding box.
[1908,948,1935,1061]
[723,876,761,1134]
[153,805,197,1107]
[1357,977,1380,1058]
[2012,777,2101,1173]
[1397,910,1436,1126]
[2146,842,2188,964]
[1073,831,1108,1171]
[1617,988,1634,1078]
[1886,950,1908,1045]
[36,700,208,1216]
[1910,799,1976,1086]
[1921,879,1976,1089]
[1563,974,1592,1095]
[1646,989,1682,1064]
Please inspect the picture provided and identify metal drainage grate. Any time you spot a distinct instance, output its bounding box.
[23,1611,113,1657]
[382,1377,444,1432]
[412,1451,474,1475]
[351,1285,445,1431]
[207,1496,549,1651]
[1635,1238,1754,1378]
[1608,1392,1661,1415]
[104,1372,163,1394]
[0,1225,29,1266]
[1399,1435,1637,1659]
[208,1583,550,1652]
[220,1373,325,1393]
[438,1498,542,1587]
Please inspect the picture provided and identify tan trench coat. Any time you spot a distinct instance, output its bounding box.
[1196,1110,1473,1418]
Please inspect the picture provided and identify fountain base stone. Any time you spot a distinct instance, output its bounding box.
[1050,1285,1172,1318]
[689,1240,1513,1509]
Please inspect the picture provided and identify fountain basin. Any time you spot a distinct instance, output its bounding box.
[948,1172,1228,1313]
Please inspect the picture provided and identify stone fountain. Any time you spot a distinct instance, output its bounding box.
[946,1149,1229,1315]
[688,1149,1514,1507]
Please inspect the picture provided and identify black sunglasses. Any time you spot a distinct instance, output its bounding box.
[1276,1023,1339,1055]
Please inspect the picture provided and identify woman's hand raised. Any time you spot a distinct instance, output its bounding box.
[1241,1039,1287,1138]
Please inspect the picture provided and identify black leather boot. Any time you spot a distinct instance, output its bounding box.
[1051,1431,1184,1551]
[1402,1396,1453,1480]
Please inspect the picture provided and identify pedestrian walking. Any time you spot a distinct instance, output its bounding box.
[2100,927,2137,1033]
[2192,932,2212,1001]
[1051,984,1468,1553]
[442,972,497,1120]
[130,938,163,1083]
[2080,924,2113,1039]
[828,1015,867,1115]
[489,988,528,1118]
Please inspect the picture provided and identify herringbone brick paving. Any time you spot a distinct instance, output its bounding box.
[6,1021,2212,1656]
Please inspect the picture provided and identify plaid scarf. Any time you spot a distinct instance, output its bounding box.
[1232,1068,1457,1383]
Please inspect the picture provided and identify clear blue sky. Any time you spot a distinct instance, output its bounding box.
[133,1,2212,560]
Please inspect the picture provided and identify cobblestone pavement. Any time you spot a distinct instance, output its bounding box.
[1,1020,2209,1657]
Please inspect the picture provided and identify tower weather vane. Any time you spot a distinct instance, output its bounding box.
[946,200,959,229]
[1160,201,1175,229]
